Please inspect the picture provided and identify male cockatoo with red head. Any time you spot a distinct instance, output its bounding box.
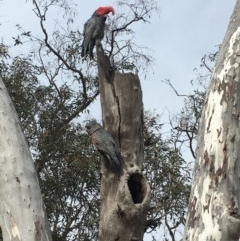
[81,6,115,59]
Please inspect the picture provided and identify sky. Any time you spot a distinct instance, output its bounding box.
[0,1,236,125]
[0,0,237,240]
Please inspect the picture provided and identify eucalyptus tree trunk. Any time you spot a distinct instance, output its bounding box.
[0,77,52,241]
[96,41,151,241]
[183,1,240,240]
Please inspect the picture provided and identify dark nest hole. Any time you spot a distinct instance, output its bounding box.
[128,173,146,204]
[0,226,2,241]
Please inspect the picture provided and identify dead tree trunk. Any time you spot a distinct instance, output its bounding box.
[96,41,151,241]
[183,1,240,240]
[0,77,52,241]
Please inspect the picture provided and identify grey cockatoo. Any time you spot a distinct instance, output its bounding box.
[81,6,115,59]
[85,119,123,174]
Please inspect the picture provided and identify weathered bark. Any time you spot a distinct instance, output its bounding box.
[0,77,52,241]
[183,1,240,240]
[96,40,151,241]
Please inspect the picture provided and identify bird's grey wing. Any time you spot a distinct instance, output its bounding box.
[92,16,107,39]
[108,142,123,174]
[83,18,94,33]
[81,17,96,57]
[90,127,123,174]
[95,133,123,174]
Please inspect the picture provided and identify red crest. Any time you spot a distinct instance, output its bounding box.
[96,6,115,16]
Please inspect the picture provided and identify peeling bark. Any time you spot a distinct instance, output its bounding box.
[0,78,52,241]
[183,1,240,241]
[96,40,151,241]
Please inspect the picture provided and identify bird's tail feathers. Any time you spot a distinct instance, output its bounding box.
[110,155,123,174]
[102,152,123,175]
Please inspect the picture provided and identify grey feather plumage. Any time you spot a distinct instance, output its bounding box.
[86,119,123,174]
[81,12,107,59]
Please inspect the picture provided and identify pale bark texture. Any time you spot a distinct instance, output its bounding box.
[0,77,52,241]
[96,40,151,241]
[183,1,240,240]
